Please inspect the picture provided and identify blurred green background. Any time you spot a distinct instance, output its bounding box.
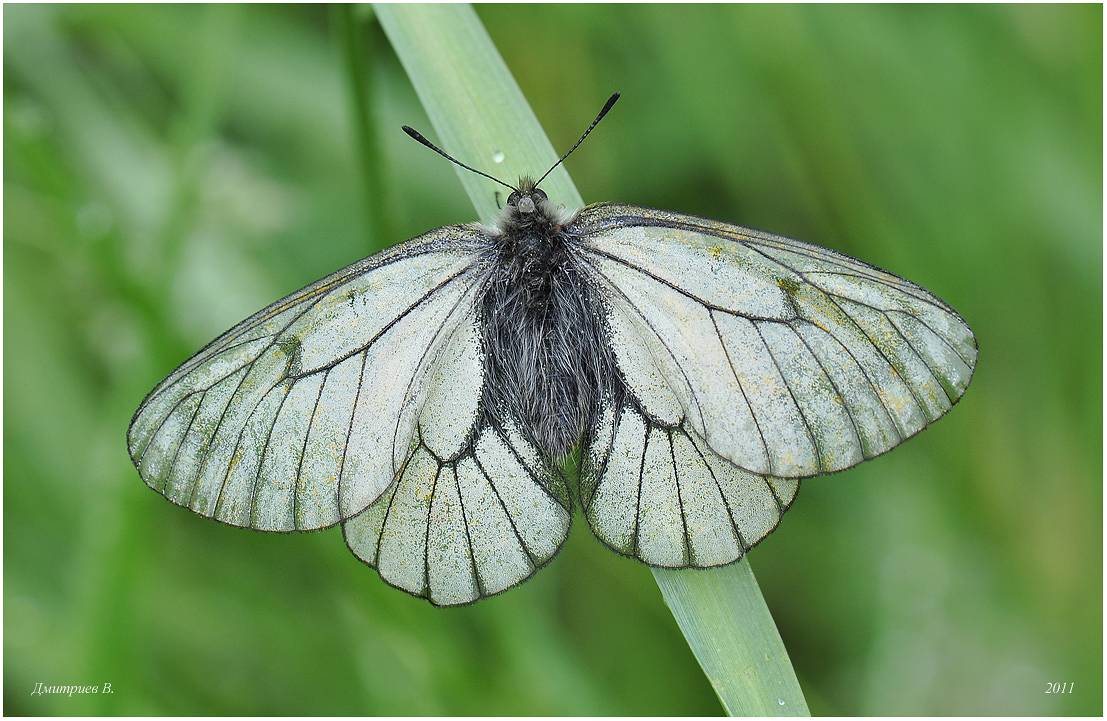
[4,4,1101,715]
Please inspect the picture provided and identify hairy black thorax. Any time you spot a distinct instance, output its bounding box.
[478,193,615,461]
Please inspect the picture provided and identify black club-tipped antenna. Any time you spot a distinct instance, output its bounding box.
[534,92,620,188]
[401,126,517,192]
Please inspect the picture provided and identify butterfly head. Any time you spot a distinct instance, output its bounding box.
[506,177,548,215]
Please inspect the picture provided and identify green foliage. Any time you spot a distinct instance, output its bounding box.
[4,4,1101,715]
[653,564,811,715]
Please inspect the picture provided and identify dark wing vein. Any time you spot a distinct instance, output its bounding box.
[583,247,795,322]
[794,318,905,441]
[453,465,485,598]
[493,425,567,512]
[666,428,692,566]
[163,392,205,493]
[389,275,483,477]
[471,453,536,566]
[293,370,328,530]
[421,465,443,597]
[247,383,293,527]
[682,428,750,553]
[335,349,370,519]
[371,450,409,568]
[632,419,649,557]
[882,309,956,405]
[886,308,973,368]
[786,323,866,456]
[583,393,623,513]
[752,321,824,470]
[288,268,473,382]
[709,309,772,475]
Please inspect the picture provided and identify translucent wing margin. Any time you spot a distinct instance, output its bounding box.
[127,225,489,531]
[342,309,572,606]
[574,203,977,479]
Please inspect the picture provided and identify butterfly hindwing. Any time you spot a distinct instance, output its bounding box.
[127,225,487,531]
[342,307,572,606]
[581,389,798,569]
[574,203,977,479]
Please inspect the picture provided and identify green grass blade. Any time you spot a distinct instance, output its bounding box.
[373,4,809,715]
[654,563,810,715]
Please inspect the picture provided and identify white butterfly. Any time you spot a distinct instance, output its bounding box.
[128,94,976,605]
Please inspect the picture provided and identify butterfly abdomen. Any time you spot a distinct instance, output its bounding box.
[479,221,614,461]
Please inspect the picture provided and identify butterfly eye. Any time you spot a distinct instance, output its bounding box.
[506,191,521,206]
[533,189,548,203]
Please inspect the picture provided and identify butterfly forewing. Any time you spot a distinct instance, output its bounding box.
[127,225,488,531]
[574,203,977,479]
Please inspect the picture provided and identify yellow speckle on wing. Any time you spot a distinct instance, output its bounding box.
[708,245,723,260]
[227,448,243,477]
[877,387,908,415]
[776,276,802,297]
[925,386,941,407]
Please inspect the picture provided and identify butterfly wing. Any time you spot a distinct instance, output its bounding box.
[581,386,797,568]
[127,225,489,531]
[573,203,977,480]
[342,305,572,606]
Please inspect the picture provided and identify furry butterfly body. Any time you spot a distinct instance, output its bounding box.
[479,177,617,461]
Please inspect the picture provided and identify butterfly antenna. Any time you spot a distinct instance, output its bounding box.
[401,126,517,192]
[534,92,620,188]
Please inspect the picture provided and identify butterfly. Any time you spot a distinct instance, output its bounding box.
[128,93,976,606]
